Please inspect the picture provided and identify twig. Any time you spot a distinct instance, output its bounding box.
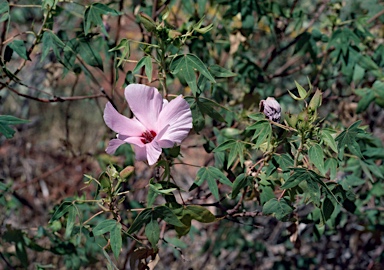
[3,83,105,103]
[367,9,384,24]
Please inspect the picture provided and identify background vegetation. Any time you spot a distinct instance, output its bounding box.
[0,0,383,269]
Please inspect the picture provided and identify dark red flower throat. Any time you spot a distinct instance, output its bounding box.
[141,130,156,144]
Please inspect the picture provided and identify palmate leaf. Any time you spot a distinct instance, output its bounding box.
[335,120,365,159]
[170,54,216,95]
[208,64,237,78]
[128,205,183,235]
[41,30,65,62]
[133,56,153,82]
[263,198,293,220]
[186,96,227,132]
[246,120,272,148]
[93,219,122,259]
[84,3,120,35]
[231,173,253,199]
[214,139,246,169]
[0,115,28,139]
[281,168,327,206]
[65,37,104,70]
[192,166,232,200]
[8,40,30,60]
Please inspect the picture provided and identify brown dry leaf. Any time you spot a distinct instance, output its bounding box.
[229,31,246,55]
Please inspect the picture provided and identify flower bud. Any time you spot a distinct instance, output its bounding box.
[259,97,281,122]
[308,89,323,112]
[138,12,156,33]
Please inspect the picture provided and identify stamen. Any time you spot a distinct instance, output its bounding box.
[140,130,157,144]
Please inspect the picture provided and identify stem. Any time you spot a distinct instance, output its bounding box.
[294,132,305,167]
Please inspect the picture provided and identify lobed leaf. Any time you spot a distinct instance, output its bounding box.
[231,173,253,199]
[84,3,120,35]
[0,115,28,139]
[133,56,153,82]
[193,166,232,200]
[170,54,216,95]
[8,40,29,60]
[214,140,245,169]
[263,198,293,220]
[41,30,65,62]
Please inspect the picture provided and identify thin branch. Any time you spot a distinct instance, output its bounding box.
[367,9,384,24]
[3,83,106,103]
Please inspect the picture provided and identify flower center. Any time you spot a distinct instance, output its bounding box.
[141,130,157,144]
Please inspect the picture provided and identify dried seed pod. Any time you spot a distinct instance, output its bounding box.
[259,97,281,122]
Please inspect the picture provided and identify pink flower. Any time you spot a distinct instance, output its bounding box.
[104,84,192,165]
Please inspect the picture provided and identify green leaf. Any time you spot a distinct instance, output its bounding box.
[193,166,232,200]
[325,158,338,180]
[306,178,321,206]
[196,97,227,122]
[153,205,184,227]
[294,80,308,99]
[189,100,205,132]
[41,30,65,62]
[281,168,324,190]
[145,217,160,248]
[93,219,118,236]
[322,197,335,221]
[259,185,275,205]
[0,0,9,23]
[133,56,153,82]
[208,64,237,78]
[309,144,326,175]
[49,201,72,223]
[174,205,215,236]
[321,129,338,153]
[281,169,307,189]
[127,208,152,235]
[170,54,216,95]
[335,120,365,159]
[353,63,365,83]
[8,40,29,60]
[357,89,375,113]
[109,38,130,67]
[110,222,122,259]
[0,115,28,139]
[64,206,76,239]
[184,205,216,223]
[214,140,245,169]
[231,173,253,199]
[263,198,293,220]
[77,39,104,70]
[246,120,272,148]
[84,3,120,35]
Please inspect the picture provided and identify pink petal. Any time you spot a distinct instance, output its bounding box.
[146,142,162,165]
[132,145,147,161]
[125,84,163,131]
[157,95,192,145]
[106,139,126,154]
[104,102,145,136]
[124,136,146,147]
